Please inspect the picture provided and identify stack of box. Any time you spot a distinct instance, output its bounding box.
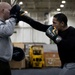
[44,52,61,67]
[9,42,26,69]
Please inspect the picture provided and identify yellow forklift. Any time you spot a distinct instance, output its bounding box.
[29,45,44,68]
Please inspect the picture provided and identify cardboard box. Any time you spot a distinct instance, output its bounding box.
[44,52,61,67]
[13,42,25,50]
[9,59,25,69]
[10,42,26,69]
[45,58,54,67]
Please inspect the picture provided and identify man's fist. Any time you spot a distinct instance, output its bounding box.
[10,4,20,19]
[46,25,58,39]
[46,25,62,43]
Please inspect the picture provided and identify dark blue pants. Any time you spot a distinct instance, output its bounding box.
[0,60,11,75]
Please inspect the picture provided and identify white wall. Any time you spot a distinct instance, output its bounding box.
[25,44,58,55]
[11,25,50,43]
[68,16,75,27]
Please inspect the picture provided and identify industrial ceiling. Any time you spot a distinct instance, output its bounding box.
[1,0,75,17]
[17,0,75,16]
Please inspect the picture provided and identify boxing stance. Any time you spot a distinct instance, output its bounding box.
[12,4,75,75]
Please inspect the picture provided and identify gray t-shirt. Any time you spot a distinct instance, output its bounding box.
[0,18,16,61]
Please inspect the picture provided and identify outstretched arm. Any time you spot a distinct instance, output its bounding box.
[10,4,50,32]
[20,13,50,32]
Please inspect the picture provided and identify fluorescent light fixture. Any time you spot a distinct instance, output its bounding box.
[60,4,64,7]
[62,0,66,4]
[19,2,23,5]
[25,11,28,14]
[57,8,61,11]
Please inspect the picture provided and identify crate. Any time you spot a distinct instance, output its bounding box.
[13,42,25,50]
[53,58,61,67]
[45,58,54,67]
[9,42,26,69]
[9,59,25,69]
[44,52,61,67]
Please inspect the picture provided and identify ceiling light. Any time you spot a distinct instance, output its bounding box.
[19,2,23,5]
[57,8,61,11]
[25,11,28,14]
[60,4,64,7]
[62,0,66,4]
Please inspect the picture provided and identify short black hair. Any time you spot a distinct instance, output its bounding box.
[54,13,68,26]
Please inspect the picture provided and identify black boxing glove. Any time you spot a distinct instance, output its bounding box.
[18,10,33,23]
[12,47,25,61]
[46,25,62,43]
[10,4,21,23]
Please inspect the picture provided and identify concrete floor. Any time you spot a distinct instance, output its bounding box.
[11,68,62,75]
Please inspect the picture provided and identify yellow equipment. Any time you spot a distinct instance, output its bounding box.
[29,45,44,68]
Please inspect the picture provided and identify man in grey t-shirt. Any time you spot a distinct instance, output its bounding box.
[0,2,20,75]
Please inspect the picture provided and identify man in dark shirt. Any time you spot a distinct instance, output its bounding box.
[20,12,75,75]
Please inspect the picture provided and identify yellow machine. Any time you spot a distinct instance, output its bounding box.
[29,45,44,68]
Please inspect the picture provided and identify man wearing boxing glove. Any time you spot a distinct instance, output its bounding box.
[19,11,75,74]
[46,25,62,43]
[0,2,21,75]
